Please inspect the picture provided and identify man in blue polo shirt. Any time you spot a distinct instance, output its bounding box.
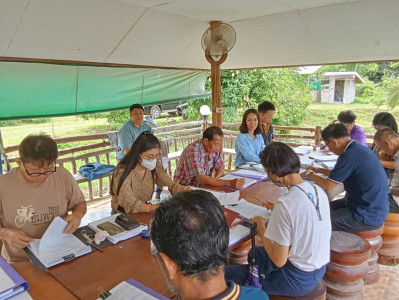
[117,104,153,160]
[302,123,389,233]
[151,190,268,300]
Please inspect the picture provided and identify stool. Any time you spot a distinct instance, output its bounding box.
[269,280,326,300]
[378,212,399,266]
[324,231,370,300]
[354,225,384,284]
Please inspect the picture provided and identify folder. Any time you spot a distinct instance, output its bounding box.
[0,257,30,300]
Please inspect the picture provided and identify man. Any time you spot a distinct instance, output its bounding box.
[174,126,245,189]
[374,128,399,212]
[258,101,276,147]
[117,104,153,160]
[0,134,87,262]
[302,123,389,233]
[151,190,268,300]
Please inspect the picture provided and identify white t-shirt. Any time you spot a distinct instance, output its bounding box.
[264,181,331,271]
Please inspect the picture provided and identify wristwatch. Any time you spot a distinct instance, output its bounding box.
[305,169,315,176]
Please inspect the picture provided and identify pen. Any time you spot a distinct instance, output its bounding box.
[89,241,104,253]
[81,230,103,253]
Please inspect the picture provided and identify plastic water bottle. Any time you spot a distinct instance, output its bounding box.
[160,186,171,202]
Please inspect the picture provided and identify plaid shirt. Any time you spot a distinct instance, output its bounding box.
[174,140,224,187]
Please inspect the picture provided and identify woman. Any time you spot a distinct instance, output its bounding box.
[337,110,367,146]
[110,131,188,214]
[372,112,398,182]
[234,109,265,167]
[225,142,331,297]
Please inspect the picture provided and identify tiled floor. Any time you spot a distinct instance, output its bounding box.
[84,200,399,300]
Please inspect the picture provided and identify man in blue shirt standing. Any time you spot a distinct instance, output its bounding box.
[302,123,389,233]
[117,104,153,160]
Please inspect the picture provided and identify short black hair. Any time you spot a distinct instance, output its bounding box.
[258,101,276,113]
[203,126,224,141]
[337,110,357,124]
[259,142,300,176]
[151,190,229,281]
[372,112,398,133]
[19,133,58,165]
[129,103,144,112]
[321,123,350,142]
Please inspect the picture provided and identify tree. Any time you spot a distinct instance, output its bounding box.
[185,68,313,126]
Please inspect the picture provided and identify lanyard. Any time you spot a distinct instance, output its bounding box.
[292,184,322,221]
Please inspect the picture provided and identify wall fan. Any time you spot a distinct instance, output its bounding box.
[201,22,236,62]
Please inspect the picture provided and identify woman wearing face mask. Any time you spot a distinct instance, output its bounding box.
[225,142,331,297]
[110,131,188,214]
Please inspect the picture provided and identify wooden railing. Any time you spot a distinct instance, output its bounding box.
[1,121,324,202]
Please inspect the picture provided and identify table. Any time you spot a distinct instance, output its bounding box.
[15,180,281,299]
[11,262,77,299]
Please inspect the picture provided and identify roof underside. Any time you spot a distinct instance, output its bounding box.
[1,0,398,70]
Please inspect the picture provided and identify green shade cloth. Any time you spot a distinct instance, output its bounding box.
[0,61,208,120]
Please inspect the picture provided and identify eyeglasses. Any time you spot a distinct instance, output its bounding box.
[325,140,332,147]
[22,162,56,177]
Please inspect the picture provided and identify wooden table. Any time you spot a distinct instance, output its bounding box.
[15,180,282,300]
[11,262,77,299]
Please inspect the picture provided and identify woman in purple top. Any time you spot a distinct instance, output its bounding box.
[337,110,367,146]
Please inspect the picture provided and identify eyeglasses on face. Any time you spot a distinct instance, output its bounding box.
[22,162,57,177]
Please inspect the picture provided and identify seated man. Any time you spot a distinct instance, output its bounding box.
[302,123,389,233]
[374,128,399,213]
[151,190,268,300]
[117,103,153,160]
[258,101,276,147]
[174,126,245,189]
[0,134,87,262]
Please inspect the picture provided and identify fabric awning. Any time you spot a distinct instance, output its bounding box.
[0,61,208,120]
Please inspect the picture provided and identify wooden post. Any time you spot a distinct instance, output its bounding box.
[315,125,322,145]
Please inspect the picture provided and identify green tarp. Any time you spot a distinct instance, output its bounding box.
[0,61,209,120]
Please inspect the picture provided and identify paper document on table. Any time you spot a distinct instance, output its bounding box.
[300,157,314,167]
[309,155,338,162]
[320,161,336,169]
[189,187,240,206]
[97,278,168,300]
[220,174,258,190]
[293,146,311,156]
[0,257,30,300]
[227,199,271,220]
[229,225,250,247]
[231,169,268,180]
[27,217,91,268]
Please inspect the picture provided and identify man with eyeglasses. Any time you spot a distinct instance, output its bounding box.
[301,123,389,233]
[0,134,87,262]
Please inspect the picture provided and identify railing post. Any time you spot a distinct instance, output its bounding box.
[315,125,322,145]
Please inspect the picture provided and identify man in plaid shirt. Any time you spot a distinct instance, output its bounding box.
[174,126,245,189]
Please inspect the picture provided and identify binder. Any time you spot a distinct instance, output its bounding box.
[0,257,30,300]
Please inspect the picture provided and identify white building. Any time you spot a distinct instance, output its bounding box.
[321,72,365,104]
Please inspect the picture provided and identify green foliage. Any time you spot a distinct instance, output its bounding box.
[187,68,312,126]
[371,77,399,108]
[81,110,128,130]
[0,118,51,127]
[320,63,382,81]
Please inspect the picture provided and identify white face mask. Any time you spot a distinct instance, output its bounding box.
[140,156,157,171]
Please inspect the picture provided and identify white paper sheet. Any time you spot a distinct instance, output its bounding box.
[191,188,240,206]
[231,169,268,180]
[293,146,311,156]
[219,174,258,190]
[227,199,271,220]
[309,155,338,162]
[229,225,250,247]
[97,281,160,300]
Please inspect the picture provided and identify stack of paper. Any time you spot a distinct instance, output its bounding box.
[309,155,338,162]
[220,174,259,190]
[228,225,250,247]
[28,217,91,268]
[293,146,311,156]
[88,214,147,244]
[0,257,31,300]
[231,169,268,180]
[97,278,168,300]
[300,156,314,167]
[191,187,240,206]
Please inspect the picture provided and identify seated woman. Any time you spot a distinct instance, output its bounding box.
[225,142,331,297]
[234,108,265,167]
[110,131,188,214]
[372,112,398,183]
[337,110,367,146]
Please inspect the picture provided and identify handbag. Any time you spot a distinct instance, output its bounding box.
[78,162,115,181]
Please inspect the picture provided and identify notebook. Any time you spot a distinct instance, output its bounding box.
[97,278,168,300]
[27,217,91,268]
[220,174,259,190]
[227,199,271,220]
[0,257,30,300]
[231,169,268,180]
[191,187,240,206]
[88,214,147,244]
